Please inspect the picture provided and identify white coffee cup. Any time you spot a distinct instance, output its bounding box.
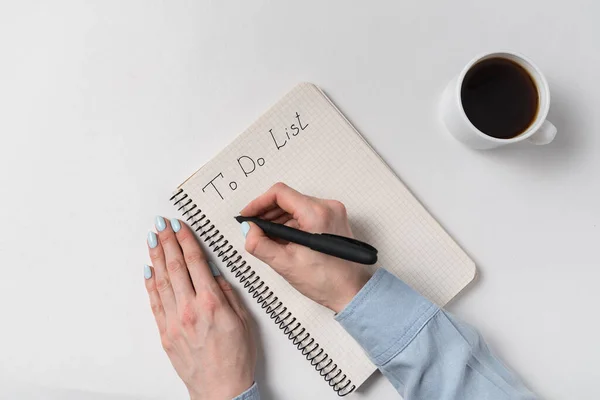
[440,51,557,150]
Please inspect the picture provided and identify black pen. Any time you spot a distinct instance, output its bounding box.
[234,216,378,265]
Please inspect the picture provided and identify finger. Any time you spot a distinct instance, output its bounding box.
[240,182,313,217]
[155,216,195,304]
[271,212,293,225]
[171,218,217,291]
[255,201,279,216]
[244,221,291,267]
[147,230,177,313]
[144,265,167,335]
[259,206,287,221]
[284,219,300,229]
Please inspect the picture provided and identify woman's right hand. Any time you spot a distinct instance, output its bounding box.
[240,183,372,313]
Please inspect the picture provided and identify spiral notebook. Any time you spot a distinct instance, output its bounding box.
[170,83,476,396]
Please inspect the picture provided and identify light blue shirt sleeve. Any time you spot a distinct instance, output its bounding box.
[335,268,537,399]
[232,382,260,400]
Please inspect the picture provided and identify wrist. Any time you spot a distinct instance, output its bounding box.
[327,267,372,313]
[189,380,254,400]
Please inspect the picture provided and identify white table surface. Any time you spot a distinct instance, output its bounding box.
[1,1,598,399]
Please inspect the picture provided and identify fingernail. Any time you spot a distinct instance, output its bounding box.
[155,216,166,232]
[170,218,181,233]
[208,261,221,277]
[144,265,152,280]
[147,232,158,248]
[241,221,250,238]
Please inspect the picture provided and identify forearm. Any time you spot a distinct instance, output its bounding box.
[335,269,536,399]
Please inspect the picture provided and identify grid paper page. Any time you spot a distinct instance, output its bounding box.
[176,83,476,390]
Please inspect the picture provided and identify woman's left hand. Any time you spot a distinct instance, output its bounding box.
[145,216,256,400]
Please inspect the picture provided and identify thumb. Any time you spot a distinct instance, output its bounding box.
[243,222,290,268]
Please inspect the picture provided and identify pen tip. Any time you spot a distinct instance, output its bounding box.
[234,215,244,223]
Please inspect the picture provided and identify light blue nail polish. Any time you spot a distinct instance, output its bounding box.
[241,221,250,238]
[208,261,221,277]
[155,216,166,232]
[147,232,158,248]
[144,265,152,280]
[171,218,181,233]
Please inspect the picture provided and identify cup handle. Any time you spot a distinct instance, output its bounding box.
[527,120,557,145]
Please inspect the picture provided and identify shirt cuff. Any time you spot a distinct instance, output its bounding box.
[335,268,439,366]
[232,382,260,400]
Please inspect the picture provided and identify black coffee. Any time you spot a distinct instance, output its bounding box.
[461,57,539,139]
